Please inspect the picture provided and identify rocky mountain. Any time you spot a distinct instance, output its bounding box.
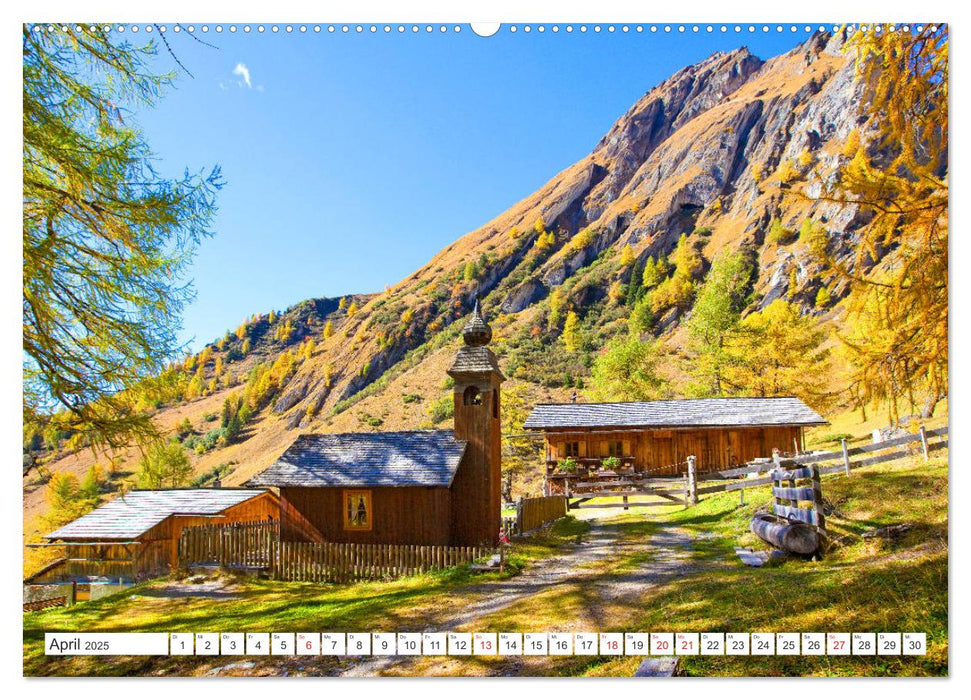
[27,30,877,523]
[269,30,865,421]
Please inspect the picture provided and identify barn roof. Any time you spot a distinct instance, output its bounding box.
[523,397,826,430]
[247,430,468,488]
[46,488,270,541]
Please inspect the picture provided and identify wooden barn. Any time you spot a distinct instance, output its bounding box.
[249,302,504,547]
[31,488,279,584]
[524,397,826,490]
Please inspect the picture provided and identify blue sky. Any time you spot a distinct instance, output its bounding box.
[132,25,811,352]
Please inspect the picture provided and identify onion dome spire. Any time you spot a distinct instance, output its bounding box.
[462,298,492,346]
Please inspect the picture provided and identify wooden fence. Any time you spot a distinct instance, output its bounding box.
[514,495,568,534]
[690,425,948,503]
[178,520,279,571]
[178,522,495,583]
[275,541,494,583]
[565,472,688,511]
[23,595,68,612]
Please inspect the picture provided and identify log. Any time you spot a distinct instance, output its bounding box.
[750,513,819,555]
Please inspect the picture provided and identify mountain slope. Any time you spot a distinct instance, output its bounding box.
[277,30,862,419]
[27,30,881,552]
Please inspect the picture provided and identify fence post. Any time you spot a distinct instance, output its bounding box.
[516,497,524,534]
[687,456,698,505]
[919,425,930,462]
[840,438,851,476]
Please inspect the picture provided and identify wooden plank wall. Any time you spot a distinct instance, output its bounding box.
[280,486,452,545]
[546,426,803,475]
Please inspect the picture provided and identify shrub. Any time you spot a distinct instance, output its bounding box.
[556,457,579,473]
[136,443,192,489]
[766,218,796,245]
[427,395,454,424]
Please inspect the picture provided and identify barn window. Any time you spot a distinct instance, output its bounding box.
[564,441,580,457]
[343,490,372,531]
[606,440,624,457]
[463,386,482,405]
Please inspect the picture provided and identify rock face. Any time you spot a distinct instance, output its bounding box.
[269,31,873,423]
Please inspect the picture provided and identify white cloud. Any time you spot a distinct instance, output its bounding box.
[233,62,252,88]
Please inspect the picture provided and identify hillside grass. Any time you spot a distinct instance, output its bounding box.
[409,452,948,677]
[24,455,947,677]
[22,518,589,677]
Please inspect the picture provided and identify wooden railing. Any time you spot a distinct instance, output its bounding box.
[178,522,496,583]
[689,426,947,502]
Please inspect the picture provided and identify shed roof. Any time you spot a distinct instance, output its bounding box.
[523,397,826,430]
[46,488,270,541]
[247,430,467,488]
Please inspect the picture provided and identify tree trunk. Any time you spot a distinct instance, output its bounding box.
[750,513,819,555]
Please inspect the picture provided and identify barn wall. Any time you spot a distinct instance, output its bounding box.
[545,426,804,475]
[279,486,452,545]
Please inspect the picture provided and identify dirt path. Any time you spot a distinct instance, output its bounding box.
[335,519,707,677]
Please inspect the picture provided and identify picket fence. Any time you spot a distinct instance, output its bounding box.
[178,522,496,583]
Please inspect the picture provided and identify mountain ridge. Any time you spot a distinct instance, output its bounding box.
[26,30,881,547]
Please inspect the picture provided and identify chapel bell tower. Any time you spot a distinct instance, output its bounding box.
[447,299,505,546]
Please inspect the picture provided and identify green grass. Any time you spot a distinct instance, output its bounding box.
[430,453,948,677]
[23,517,590,677]
[24,456,947,677]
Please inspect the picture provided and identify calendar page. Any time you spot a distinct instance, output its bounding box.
[19,0,950,685]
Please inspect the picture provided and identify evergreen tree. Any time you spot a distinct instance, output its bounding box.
[685,250,755,396]
[136,442,192,489]
[23,27,222,450]
[722,300,830,409]
[562,311,582,352]
[590,337,668,402]
[626,260,645,305]
[629,295,654,336]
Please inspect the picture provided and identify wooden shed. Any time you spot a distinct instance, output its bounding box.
[249,302,505,547]
[31,488,279,584]
[524,397,826,486]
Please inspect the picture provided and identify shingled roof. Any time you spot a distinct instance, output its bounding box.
[523,397,826,430]
[247,430,468,488]
[46,489,270,541]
